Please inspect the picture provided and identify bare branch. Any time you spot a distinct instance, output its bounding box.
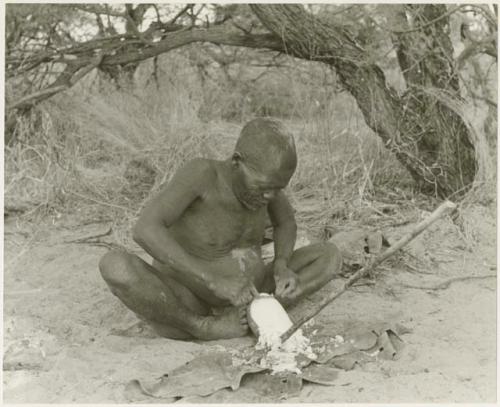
[95,13,105,36]
[72,4,125,18]
[6,24,283,115]
[232,21,253,35]
[124,4,154,45]
[466,4,498,28]
[391,5,465,34]
[457,33,498,65]
[101,27,283,66]
[133,4,152,19]
[8,54,103,110]
[152,5,162,24]
[169,5,191,25]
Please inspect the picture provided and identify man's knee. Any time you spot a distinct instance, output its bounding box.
[318,241,343,278]
[99,250,139,289]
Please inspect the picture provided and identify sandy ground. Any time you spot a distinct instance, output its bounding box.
[3,203,497,403]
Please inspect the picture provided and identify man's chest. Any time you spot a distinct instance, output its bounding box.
[188,191,267,246]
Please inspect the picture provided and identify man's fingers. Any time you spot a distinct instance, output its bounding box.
[278,278,298,298]
[277,279,291,294]
[240,295,251,306]
[239,307,248,324]
[250,284,259,297]
[277,278,293,292]
[241,288,255,305]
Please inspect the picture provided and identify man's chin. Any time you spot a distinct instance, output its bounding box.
[242,200,266,211]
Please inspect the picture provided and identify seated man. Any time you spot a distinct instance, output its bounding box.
[99,118,342,340]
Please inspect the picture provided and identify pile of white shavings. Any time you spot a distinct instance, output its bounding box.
[257,328,317,374]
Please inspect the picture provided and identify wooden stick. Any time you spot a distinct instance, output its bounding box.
[280,200,457,342]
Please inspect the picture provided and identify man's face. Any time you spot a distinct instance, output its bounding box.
[233,157,295,210]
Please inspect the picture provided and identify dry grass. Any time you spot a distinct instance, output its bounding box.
[5,52,494,248]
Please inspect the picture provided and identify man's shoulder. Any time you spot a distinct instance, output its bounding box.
[179,158,218,183]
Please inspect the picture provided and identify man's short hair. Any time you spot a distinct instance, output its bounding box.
[236,118,297,173]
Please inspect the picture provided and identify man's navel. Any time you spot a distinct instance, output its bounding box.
[231,248,259,273]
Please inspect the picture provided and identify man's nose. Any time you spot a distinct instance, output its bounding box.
[262,191,276,200]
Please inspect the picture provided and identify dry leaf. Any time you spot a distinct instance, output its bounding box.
[129,351,266,399]
[242,371,303,399]
[301,364,341,385]
[329,350,375,370]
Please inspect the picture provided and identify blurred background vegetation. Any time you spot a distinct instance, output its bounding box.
[4,3,497,246]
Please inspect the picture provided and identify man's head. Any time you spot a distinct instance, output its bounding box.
[231,118,297,210]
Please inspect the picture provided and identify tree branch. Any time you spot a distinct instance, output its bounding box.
[391,5,465,34]
[169,5,191,25]
[8,54,103,110]
[101,26,284,66]
[72,4,125,18]
[6,25,282,115]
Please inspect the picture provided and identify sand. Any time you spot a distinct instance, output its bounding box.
[3,203,496,403]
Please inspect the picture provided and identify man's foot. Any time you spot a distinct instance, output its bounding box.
[194,307,249,340]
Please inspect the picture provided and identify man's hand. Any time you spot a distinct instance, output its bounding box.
[208,274,259,307]
[273,260,300,301]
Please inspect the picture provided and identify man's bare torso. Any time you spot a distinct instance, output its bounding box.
[154,159,269,306]
[170,159,267,258]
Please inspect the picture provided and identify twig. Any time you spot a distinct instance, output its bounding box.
[281,200,457,342]
[73,4,125,18]
[8,54,103,111]
[77,241,128,251]
[170,5,191,25]
[65,189,133,213]
[125,6,154,46]
[232,21,253,35]
[404,262,433,275]
[63,225,128,251]
[402,274,496,291]
[391,5,466,34]
[64,226,112,244]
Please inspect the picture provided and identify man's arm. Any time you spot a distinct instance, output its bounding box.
[268,191,300,301]
[132,158,213,286]
[267,191,297,269]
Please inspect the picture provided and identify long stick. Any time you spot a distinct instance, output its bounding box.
[280,200,457,342]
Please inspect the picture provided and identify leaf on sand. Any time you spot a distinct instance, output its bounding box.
[329,229,387,265]
[312,338,357,364]
[123,380,177,403]
[168,371,303,403]
[369,321,412,337]
[343,326,379,350]
[124,321,410,401]
[242,371,303,399]
[366,329,405,360]
[301,364,341,385]
[326,323,408,368]
[128,351,267,399]
[329,350,375,370]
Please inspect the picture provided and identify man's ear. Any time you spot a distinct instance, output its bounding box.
[232,152,242,167]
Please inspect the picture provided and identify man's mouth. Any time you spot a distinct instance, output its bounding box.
[241,194,267,209]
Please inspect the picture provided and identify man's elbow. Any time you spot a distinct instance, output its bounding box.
[132,220,148,247]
